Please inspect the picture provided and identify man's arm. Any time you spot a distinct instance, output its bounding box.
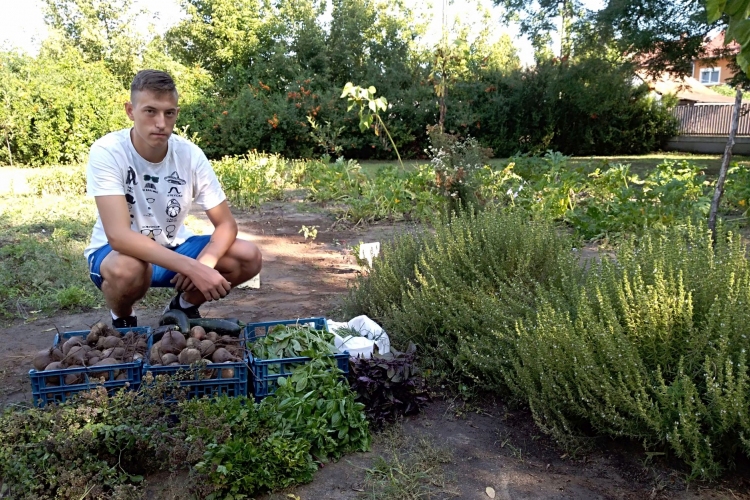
[171,201,238,292]
[96,195,231,301]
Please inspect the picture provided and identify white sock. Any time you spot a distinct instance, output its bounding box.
[179,295,197,309]
[111,309,134,320]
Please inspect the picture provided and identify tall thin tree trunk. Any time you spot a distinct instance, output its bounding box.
[5,134,11,167]
[708,87,743,234]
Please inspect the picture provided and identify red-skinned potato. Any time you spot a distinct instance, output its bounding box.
[190,326,206,341]
[33,349,54,371]
[211,348,238,363]
[161,330,187,355]
[150,341,163,365]
[178,348,202,365]
[161,353,178,365]
[62,337,83,356]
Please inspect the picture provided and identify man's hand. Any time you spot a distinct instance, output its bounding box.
[174,261,231,301]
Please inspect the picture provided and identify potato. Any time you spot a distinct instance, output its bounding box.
[122,331,135,342]
[65,373,83,385]
[149,341,163,365]
[189,326,206,341]
[86,322,108,345]
[62,337,84,356]
[103,347,126,360]
[161,353,179,365]
[199,340,216,358]
[115,373,128,381]
[33,349,54,371]
[51,347,64,362]
[186,338,198,349]
[178,348,202,365]
[44,361,65,385]
[101,336,124,350]
[135,338,148,353]
[220,362,235,379]
[88,356,101,365]
[207,331,219,342]
[168,362,180,366]
[66,346,87,366]
[90,358,119,381]
[87,349,103,360]
[161,330,187,355]
[211,348,238,363]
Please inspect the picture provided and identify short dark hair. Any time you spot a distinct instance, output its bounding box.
[130,70,178,101]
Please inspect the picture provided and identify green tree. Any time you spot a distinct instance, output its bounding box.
[165,0,264,78]
[0,37,127,165]
[42,0,145,85]
[277,0,329,78]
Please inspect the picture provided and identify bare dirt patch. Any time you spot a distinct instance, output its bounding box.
[1,202,748,499]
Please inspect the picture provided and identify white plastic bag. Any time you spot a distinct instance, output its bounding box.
[326,315,391,357]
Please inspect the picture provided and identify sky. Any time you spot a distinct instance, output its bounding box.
[0,0,603,67]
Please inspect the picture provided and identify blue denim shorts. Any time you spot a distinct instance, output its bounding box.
[87,235,211,290]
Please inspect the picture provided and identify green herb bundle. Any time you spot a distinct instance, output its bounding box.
[251,324,338,360]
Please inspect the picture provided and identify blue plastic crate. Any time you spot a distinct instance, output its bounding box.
[29,326,152,407]
[143,325,248,399]
[243,317,349,401]
[143,361,248,400]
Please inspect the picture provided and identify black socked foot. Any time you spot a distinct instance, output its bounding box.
[165,293,202,319]
[112,315,138,329]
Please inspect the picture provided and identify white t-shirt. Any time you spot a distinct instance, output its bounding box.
[84,128,225,259]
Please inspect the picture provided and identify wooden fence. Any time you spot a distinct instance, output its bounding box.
[672,104,750,136]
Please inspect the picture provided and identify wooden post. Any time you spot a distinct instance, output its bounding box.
[708,87,743,234]
[5,134,12,167]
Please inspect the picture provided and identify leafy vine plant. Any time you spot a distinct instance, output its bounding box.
[340,82,404,169]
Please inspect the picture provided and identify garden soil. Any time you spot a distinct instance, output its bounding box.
[1,202,749,500]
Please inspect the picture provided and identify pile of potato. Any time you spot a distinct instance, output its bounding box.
[33,322,148,386]
[148,326,243,379]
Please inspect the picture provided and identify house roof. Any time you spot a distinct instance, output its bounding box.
[641,73,740,104]
[700,32,740,58]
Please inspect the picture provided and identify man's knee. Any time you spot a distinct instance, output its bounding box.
[221,239,262,279]
[101,253,151,291]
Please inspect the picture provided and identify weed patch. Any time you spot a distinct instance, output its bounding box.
[362,424,456,499]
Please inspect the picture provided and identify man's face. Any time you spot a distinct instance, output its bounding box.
[125,90,179,149]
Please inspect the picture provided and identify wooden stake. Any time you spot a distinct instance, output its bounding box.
[708,87,743,234]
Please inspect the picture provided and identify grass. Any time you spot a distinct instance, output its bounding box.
[360,423,457,499]
[1,150,746,320]
[0,191,210,320]
[364,152,750,179]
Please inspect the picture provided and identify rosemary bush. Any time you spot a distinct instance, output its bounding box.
[510,223,750,478]
[346,209,750,477]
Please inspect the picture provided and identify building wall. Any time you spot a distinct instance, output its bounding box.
[666,135,750,154]
[692,58,736,85]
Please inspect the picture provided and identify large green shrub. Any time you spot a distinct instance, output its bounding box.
[345,210,750,478]
[450,58,679,157]
[0,43,128,166]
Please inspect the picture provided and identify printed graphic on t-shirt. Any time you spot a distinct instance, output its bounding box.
[165,171,186,185]
[125,193,135,208]
[126,167,138,186]
[166,199,181,218]
[166,225,177,238]
[143,182,158,193]
[140,227,162,240]
[146,197,155,203]
[167,186,182,197]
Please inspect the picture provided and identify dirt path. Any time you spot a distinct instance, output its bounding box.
[1,203,748,499]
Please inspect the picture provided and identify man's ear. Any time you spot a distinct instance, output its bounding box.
[125,101,135,121]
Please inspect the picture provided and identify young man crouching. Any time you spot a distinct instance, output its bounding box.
[85,69,261,327]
